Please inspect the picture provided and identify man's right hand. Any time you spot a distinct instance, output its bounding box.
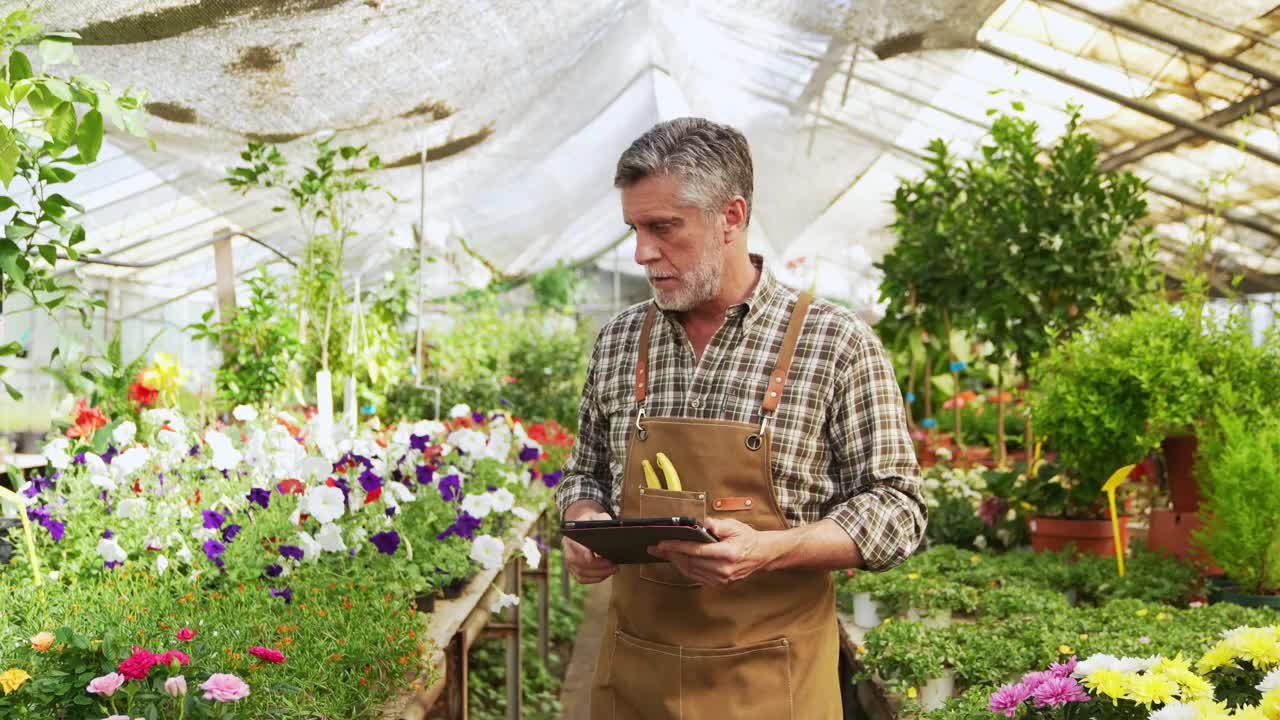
[562,500,619,584]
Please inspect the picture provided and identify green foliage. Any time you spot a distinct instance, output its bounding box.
[1031,295,1280,516]
[0,9,151,399]
[41,327,160,423]
[934,399,1026,451]
[877,104,1156,373]
[186,269,300,409]
[1195,408,1280,594]
[528,263,579,311]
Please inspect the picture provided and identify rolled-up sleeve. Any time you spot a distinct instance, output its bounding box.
[823,330,926,571]
[556,342,613,518]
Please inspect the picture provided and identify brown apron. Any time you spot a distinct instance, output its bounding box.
[591,293,841,719]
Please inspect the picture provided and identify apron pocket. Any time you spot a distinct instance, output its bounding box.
[606,630,683,719]
[681,637,794,720]
[637,487,706,587]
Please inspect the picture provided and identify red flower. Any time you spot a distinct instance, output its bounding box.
[65,399,109,439]
[363,487,382,504]
[156,649,190,666]
[176,627,196,642]
[278,478,305,495]
[248,646,286,664]
[129,376,159,407]
[118,647,159,680]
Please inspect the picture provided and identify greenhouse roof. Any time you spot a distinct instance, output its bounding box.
[13,0,1280,311]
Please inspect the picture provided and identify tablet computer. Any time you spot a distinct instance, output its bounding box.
[561,516,718,564]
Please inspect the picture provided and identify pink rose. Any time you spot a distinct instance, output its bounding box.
[199,673,250,702]
[104,716,131,720]
[176,627,197,641]
[164,675,187,697]
[117,648,158,680]
[247,646,286,664]
[86,672,126,696]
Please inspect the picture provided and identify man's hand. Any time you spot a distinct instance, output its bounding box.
[648,516,778,587]
[562,500,619,584]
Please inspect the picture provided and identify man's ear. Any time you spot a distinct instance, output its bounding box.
[722,196,748,242]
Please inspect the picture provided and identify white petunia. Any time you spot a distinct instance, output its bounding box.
[112,421,137,446]
[204,430,242,471]
[175,545,193,564]
[232,405,258,422]
[116,497,147,519]
[489,488,515,514]
[449,403,472,419]
[96,537,127,564]
[387,482,415,504]
[299,456,334,481]
[491,591,520,613]
[1258,668,1280,693]
[412,420,446,438]
[522,537,541,570]
[1072,654,1119,678]
[305,485,346,524]
[112,447,151,479]
[317,523,347,553]
[157,428,183,447]
[156,554,169,576]
[512,507,535,522]
[43,438,71,470]
[297,531,322,562]
[448,428,488,457]
[1148,703,1196,720]
[461,493,493,519]
[470,535,505,570]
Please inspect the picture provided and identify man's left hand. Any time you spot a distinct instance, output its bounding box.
[648,517,777,586]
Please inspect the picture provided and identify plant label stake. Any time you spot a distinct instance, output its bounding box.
[1103,464,1136,577]
[0,486,42,590]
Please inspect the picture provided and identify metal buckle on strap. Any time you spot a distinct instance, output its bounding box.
[635,405,648,441]
[746,412,772,451]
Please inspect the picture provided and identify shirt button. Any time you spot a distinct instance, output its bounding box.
[689,398,701,409]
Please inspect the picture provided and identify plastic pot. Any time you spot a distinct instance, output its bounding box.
[853,592,882,629]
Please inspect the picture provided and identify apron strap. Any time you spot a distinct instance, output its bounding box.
[635,302,658,405]
[760,292,813,414]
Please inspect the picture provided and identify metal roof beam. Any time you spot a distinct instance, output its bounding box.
[1100,85,1280,171]
[1038,0,1280,87]
[979,40,1280,167]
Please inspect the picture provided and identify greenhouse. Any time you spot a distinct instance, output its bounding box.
[2,0,1280,718]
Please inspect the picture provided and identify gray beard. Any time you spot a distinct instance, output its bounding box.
[652,246,723,311]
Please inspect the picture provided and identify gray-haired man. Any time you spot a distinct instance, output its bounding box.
[557,117,925,719]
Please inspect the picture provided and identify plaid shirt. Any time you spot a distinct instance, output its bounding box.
[556,256,926,571]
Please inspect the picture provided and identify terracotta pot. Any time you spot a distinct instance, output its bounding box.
[1028,516,1128,557]
[1163,434,1200,512]
[1148,509,1221,574]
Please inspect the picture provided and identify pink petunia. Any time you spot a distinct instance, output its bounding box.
[247,646,286,664]
[988,682,1033,718]
[199,673,250,702]
[86,672,126,697]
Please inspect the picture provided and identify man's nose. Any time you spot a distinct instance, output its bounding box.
[634,233,661,267]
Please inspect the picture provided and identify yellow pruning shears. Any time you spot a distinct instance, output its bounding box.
[641,452,683,491]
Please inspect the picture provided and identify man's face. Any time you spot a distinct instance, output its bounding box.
[621,174,724,312]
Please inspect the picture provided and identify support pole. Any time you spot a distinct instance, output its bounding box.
[537,513,551,668]
[505,557,523,720]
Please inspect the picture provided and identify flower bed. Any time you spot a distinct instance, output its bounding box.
[0,403,571,718]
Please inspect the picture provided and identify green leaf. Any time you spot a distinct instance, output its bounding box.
[46,102,77,145]
[38,243,57,265]
[41,78,72,102]
[8,50,32,83]
[3,379,22,401]
[0,126,18,188]
[38,164,75,184]
[38,38,75,66]
[5,219,36,240]
[10,78,32,105]
[76,108,103,163]
[1011,100,1026,112]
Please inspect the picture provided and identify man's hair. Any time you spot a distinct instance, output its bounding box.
[614,117,753,228]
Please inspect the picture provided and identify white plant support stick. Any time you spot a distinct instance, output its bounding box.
[316,369,333,442]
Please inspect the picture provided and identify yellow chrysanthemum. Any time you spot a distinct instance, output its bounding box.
[1124,672,1180,707]
[1199,643,1239,674]
[0,668,31,694]
[1190,699,1232,720]
[1175,671,1215,703]
[1084,670,1131,703]
[1234,629,1280,669]
[1231,705,1270,720]
[1152,654,1193,676]
[1261,686,1280,719]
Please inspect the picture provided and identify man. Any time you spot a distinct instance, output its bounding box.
[557,117,925,719]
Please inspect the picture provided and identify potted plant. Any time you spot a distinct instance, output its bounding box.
[433,537,476,600]
[1195,408,1280,608]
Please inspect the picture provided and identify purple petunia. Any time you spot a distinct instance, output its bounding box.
[415,465,434,486]
[279,545,304,562]
[102,528,114,540]
[100,446,118,465]
[438,474,461,502]
[471,412,485,424]
[370,530,400,555]
[22,475,54,499]
[221,524,242,543]
[202,510,226,530]
[203,538,226,568]
[72,452,87,466]
[988,682,1033,718]
[264,563,283,578]
[358,469,383,493]
[104,560,122,570]
[437,512,482,541]
[541,470,563,488]
[270,587,293,604]
[188,444,201,457]
[44,519,65,542]
[26,505,50,524]
[518,446,540,463]
[1049,656,1078,678]
[246,487,271,510]
[1031,676,1089,708]
[409,434,430,452]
